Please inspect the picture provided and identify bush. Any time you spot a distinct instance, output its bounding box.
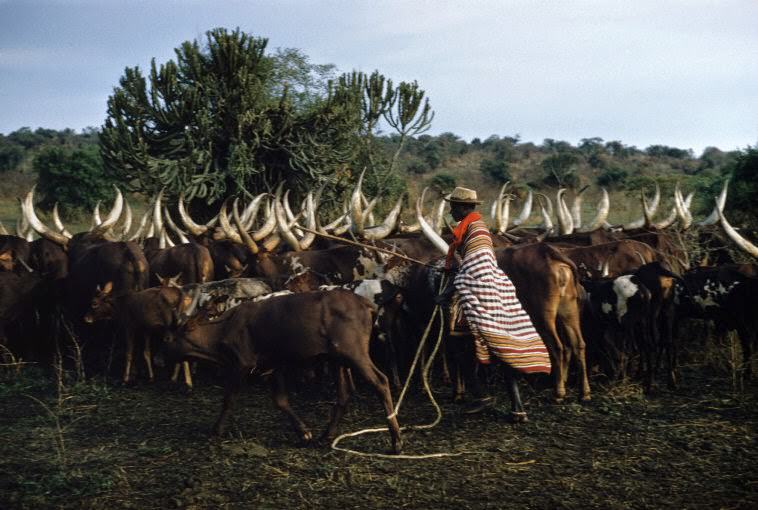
[430,173,456,195]
[34,145,116,215]
[596,165,629,188]
[479,157,511,183]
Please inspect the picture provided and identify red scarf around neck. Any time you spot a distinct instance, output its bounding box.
[445,211,481,269]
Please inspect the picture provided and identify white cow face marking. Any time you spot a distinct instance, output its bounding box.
[601,302,613,315]
[613,275,639,321]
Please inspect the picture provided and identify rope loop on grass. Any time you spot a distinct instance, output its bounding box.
[331,274,475,459]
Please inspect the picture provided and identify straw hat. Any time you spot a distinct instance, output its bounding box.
[444,186,483,204]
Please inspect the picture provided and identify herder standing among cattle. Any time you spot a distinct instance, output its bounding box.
[436,187,552,421]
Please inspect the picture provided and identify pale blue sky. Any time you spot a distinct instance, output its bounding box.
[1,0,756,155]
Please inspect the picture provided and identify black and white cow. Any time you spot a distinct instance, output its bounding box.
[582,273,652,382]
[676,265,758,376]
[182,278,273,317]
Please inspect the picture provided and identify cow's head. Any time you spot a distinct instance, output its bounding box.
[84,281,114,323]
[0,250,12,272]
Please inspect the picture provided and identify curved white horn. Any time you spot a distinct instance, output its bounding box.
[579,188,609,232]
[219,199,243,244]
[570,186,588,229]
[417,187,449,255]
[364,196,403,240]
[23,187,68,246]
[116,200,133,240]
[674,185,692,229]
[698,178,729,226]
[431,199,446,235]
[497,196,512,235]
[152,189,164,238]
[252,197,277,241]
[129,208,151,241]
[350,169,366,235]
[495,182,509,233]
[92,202,102,228]
[512,189,533,226]
[275,193,302,252]
[718,204,758,258]
[556,189,573,235]
[242,193,266,230]
[0,220,7,236]
[94,186,124,232]
[178,194,207,236]
[298,192,317,249]
[232,197,259,255]
[537,194,554,234]
[163,206,189,244]
[52,203,72,239]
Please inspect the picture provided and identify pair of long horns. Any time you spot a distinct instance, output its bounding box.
[489,182,512,234]
[23,186,124,246]
[416,187,449,255]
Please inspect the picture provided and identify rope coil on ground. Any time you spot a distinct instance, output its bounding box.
[331,274,473,459]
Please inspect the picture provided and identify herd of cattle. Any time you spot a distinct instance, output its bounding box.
[0,178,756,452]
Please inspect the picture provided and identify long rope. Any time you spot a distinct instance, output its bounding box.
[330,274,471,459]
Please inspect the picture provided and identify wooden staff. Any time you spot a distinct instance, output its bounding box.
[297,226,441,268]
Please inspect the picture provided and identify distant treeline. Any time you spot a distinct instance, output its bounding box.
[1,126,755,226]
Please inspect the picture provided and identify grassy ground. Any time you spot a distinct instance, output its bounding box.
[1,343,755,510]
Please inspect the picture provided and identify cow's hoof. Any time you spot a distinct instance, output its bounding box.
[510,412,528,424]
[580,395,592,403]
[390,439,403,455]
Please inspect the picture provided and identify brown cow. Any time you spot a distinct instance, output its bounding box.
[556,239,658,279]
[496,243,591,402]
[146,242,214,287]
[84,281,193,386]
[162,290,403,453]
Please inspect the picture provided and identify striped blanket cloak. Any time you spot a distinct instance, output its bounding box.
[450,217,551,374]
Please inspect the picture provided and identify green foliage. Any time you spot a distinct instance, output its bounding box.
[596,164,629,188]
[430,173,456,195]
[0,136,24,172]
[541,151,580,188]
[479,156,511,183]
[727,146,758,226]
[645,145,693,159]
[100,27,361,214]
[406,159,428,174]
[34,145,115,215]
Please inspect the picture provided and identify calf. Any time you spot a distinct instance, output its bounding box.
[582,274,653,382]
[84,282,193,385]
[163,290,402,453]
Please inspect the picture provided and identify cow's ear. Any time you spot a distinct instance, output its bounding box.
[102,281,113,294]
[0,250,11,261]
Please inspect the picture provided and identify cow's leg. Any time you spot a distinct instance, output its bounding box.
[663,308,677,388]
[560,316,591,401]
[532,304,565,402]
[122,330,134,384]
[321,365,351,441]
[142,335,155,382]
[271,369,312,443]
[212,369,243,436]
[182,361,194,387]
[349,357,402,454]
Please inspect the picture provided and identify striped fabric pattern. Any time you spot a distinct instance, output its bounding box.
[452,219,552,374]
